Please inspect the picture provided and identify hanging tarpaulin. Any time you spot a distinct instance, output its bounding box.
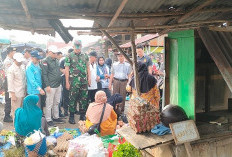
[0,38,11,45]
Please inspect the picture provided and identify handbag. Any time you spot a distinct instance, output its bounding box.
[88,103,106,135]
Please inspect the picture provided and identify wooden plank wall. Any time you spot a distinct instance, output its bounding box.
[148,136,232,157]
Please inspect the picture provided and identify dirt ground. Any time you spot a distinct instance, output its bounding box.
[0,100,129,131]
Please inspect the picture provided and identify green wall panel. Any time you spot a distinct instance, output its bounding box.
[168,30,195,120]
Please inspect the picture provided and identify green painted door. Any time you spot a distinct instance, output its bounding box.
[168,30,195,120]
[170,39,178,105]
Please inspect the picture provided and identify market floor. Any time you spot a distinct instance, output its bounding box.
[0,101,129,131]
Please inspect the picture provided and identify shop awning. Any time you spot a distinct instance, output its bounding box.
[0,38,10,45]
[120,34,159,48]
[153,47,164,53]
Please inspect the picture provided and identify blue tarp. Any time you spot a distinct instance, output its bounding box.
[0,136,12,157]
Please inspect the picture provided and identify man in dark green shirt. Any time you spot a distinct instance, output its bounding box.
[41,45,64,126]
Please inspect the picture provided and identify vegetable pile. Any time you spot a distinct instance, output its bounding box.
[49,127,80,138]
[127,97,159,133]
[113,142,141,157]
[0,130,15,141]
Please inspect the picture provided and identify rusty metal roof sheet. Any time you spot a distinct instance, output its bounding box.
[0,0,232,39]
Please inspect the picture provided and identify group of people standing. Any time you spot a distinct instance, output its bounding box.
[2,39,164,137]
[3,46,66,127]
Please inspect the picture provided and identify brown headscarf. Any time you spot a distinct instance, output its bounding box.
[86,91,113,124]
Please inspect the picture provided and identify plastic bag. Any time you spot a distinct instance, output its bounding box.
[24,130,45,145]
[46,136,57,146]
[66,134,107,157]
[101,134,119,148]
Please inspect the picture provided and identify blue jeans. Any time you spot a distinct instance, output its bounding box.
[102,88,111,99]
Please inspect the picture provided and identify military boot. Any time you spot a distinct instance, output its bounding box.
[69,112,76,124]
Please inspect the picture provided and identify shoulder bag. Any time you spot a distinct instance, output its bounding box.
[87,103,106,135]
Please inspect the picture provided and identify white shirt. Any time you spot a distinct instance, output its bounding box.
[112,61,132,80]
[7,63,26,98]
[3,56,14,75]
[88,62,98,90]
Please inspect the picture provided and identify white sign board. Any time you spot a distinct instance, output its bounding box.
[169,120,200,145]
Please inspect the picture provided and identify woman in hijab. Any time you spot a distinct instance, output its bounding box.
[127,61,160,117]
[105,58,112,69]
[97,56,111,99]
[14,95,49,136]
[85,91,117,136]
[107,93,123,118]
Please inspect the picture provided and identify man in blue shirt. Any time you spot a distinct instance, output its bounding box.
[26,50,45,108]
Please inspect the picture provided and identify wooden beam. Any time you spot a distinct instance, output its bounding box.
[209,26,232,32]
[198,28,232,92]
[95,0,102,12]
[108,0,128,27]
[19,0,34,34]
[178,0,214,23]
[164,37,170,105]
[99,25,133,65]
[68,20,227,31]
[130,21,141,95]
[77,31,159,36]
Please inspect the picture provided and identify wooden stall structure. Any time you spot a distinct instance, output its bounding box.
[1,0,232,156]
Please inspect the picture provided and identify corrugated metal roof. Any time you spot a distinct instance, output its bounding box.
[120,34,159,48]
[0,0,231,40]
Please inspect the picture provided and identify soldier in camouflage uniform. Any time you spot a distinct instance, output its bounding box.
[65,40,91,124]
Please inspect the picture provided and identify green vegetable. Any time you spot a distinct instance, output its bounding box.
[49,127,57,135]
[68,130,78,136]
[113,142,141,157]
[5,131,15,141]
[59,129,66,133]
[4,146,24,157]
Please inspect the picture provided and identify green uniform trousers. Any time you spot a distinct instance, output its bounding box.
[69,78,88,115]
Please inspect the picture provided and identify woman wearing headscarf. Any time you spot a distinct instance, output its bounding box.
[105,58,112,70]
[85,91,117,136]
[107,93,123,118]
[14,95,49,137]
[127,62,160,120]
[97,56,111,99]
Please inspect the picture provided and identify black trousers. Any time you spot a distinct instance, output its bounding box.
[60,76,69,112]
[4,77,11,116]
[88,89,98,103]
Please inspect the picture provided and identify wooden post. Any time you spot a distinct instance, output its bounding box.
[130,21,141,95]
[164,37,170,105]
[205,66,210,112]
[108,0,129,27]
[99,26,133,65]
[184,143,194,157]
[105,41,109,58]
[19,0,34,34]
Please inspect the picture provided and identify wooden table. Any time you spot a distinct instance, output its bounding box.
[117,126,174,150]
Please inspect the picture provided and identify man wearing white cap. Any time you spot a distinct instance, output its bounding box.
[7,53,26,122]
[41,45,64,126]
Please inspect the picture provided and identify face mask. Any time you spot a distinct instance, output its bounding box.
[75,44,81,50]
